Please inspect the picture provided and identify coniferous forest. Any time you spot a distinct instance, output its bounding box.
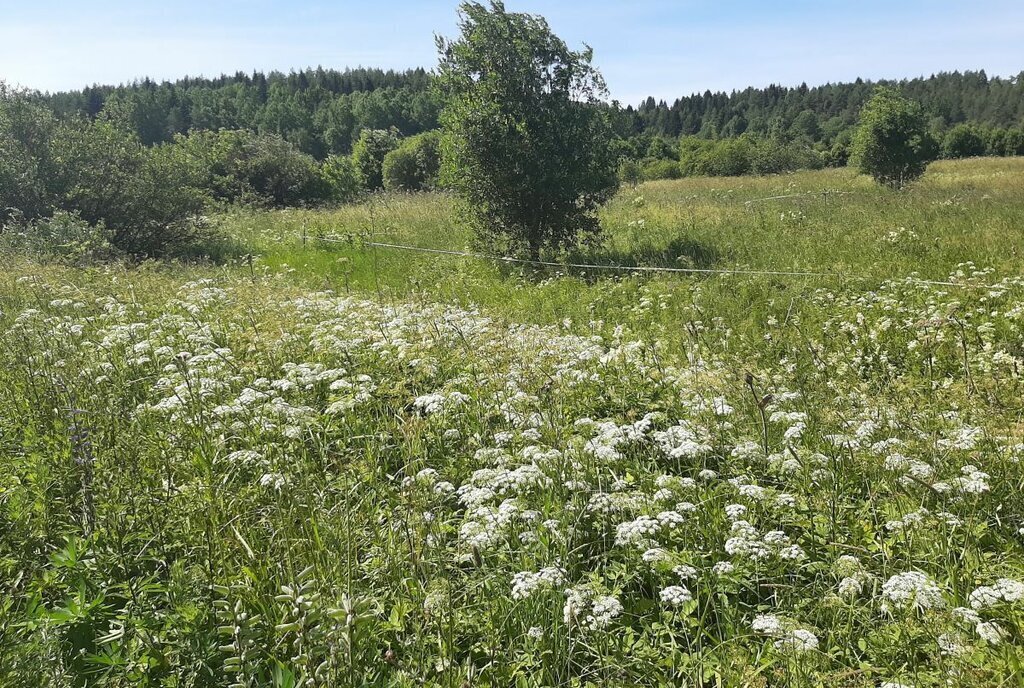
[39,67,1024,160]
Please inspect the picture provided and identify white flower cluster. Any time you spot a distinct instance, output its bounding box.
[563,587,623,631]
[881,572,945,612]
[653,421,712,459]
[659,585,693,607]
[968,578,1024,610]
[750,614,818,653]
[413,390,469,415]
[724,521,804,562]
[511,567,566,600]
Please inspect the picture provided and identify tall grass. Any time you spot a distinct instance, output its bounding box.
[2,159,1024,686]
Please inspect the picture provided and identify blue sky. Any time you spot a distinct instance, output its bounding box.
[1,1,1022,104]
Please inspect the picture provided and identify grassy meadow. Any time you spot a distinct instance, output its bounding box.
[3,158,1024,687]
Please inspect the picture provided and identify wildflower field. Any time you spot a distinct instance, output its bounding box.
[3,158,1024,687]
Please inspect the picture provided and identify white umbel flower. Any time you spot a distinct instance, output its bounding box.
[659,585,693,607]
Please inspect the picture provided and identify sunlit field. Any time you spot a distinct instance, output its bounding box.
[3,158,1024,686]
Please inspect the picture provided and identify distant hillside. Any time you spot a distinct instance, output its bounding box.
[622,70,1024,142]
[41,67,439,158]
[36,67,1024,158]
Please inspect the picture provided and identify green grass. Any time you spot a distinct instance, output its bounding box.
[3,158,1024,687]
[220,157,1024,351]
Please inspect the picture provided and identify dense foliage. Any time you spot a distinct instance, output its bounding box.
[383,131,442,192]
[1,86,368,255]
[38,67,1024,172]
[1,85,206,256]
[45,67,439,157]
[852,87,938,190]
[435,1,619,257]
[351,128,401,191]
[627,70,1024,141]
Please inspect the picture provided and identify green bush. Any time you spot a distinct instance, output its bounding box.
[0,210,115,262]
[678,135,822,177]
[617,158,642,187]
[1004,129,1024,156]
[169,129,331,207]
[319,155,362,203]
[0,85,62,219]
[640,158,682,180]
[234,133,330,206]
[701,137,754,176]
[382,131,441,191]
[851,87,937,190]
[2,87,207,256]
[352,128,400,190]
[646,136,677,160]
[678,138,715,176]
[749,138,824,174]
[942,123,988,159]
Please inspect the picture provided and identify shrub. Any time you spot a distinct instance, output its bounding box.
[646,136,677,160]
[640,158,682,181]
[701,137,754,176]
[382,131,441,191]
[1005,129,1024,156]
[1,87,57,219]
[749,138,824,175]
[678,138,716,176]
[234,133,330,206]
[320,155,362,203]
[0,210,115,262]
[352,128,401,190]
[170,129,331,207]
[851,87,937,190]
[0,87,207,256]
[942,123,988,159]
[618,158,642,187]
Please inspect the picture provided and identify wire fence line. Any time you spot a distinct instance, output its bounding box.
[295,231,995,290]
[742,190,857,206]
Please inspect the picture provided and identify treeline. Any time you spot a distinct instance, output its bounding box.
[624,70,1024,141]
[1,83,440,258]
[40,68,1024,166]
[6,66,1024,257]
[41,67,440,158]
[612,70,1024,180]
[620,121,1024,183]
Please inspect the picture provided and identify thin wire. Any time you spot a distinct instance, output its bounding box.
[301,233,991,289]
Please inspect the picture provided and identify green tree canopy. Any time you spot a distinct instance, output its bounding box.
[435,1,619,258]
[942,123,987,159]
[382,131,441,192]
[851,87,937,190]
[352,128,400,190]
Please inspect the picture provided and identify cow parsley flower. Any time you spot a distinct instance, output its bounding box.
[673,564,697,580]
[969,578,1024,609]
[511,567,566,600]
[774,628,818,653]
[615,516,660,546]
[660,585,693,607]
[587,595,623,630]
[976,621,1007,645]
[838,577,863,598]
[751,614,785,636]
[712,561,735,575]
[882,572,945,612]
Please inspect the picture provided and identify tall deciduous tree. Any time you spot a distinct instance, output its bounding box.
[435,1,618,258]
[851,87,937,190]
